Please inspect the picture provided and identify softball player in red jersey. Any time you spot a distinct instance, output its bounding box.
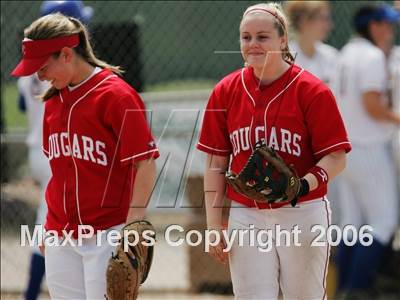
[197,3,351,300]
[11,14,159,299]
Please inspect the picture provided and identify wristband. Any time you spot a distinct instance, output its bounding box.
[308,166,329,188]
[297,178,310,197]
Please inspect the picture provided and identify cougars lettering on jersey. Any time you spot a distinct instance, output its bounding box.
[47,132,107,166]
[230,125,302,157]
[197,65,351,209]
[42,69,159,237]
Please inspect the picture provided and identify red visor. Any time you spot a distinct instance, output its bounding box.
[11,34,79,77]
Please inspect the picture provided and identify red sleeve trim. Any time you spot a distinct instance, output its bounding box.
[314,141,352,158]
[197,142,231,156]
[120,148,159,163]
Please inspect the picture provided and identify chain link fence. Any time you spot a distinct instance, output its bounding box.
[4,1,397,86]
[1,1,399,297]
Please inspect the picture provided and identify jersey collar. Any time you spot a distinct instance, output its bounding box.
[60,68,114,104]
[243,64,302,103]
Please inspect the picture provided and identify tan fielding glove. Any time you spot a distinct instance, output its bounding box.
[106,220,155,300]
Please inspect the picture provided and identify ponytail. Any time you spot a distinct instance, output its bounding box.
[22,14,124,101]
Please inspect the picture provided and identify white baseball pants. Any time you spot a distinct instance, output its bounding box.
[228,198,331,300]
[45,224,123,299]
[337,143,398,244]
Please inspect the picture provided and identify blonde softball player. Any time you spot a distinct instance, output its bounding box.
[11,13,159,299]
[197,3,351,299]
[18,2,93,299]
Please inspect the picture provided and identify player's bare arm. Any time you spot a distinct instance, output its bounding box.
[126,158,157,223]
[362,91,400,126]
[204,154,229,229]
[204,154,229,264]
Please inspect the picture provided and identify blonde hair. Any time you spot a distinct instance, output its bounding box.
[24,13,123,101]
[241,3,294,63]
[284,1,330,32]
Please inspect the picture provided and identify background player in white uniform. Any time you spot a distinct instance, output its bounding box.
[334,4,400,298]
[284,0,338,86]
[390,44,400,173]
[18,67,51,300]
[388,2,400,171]
[197,3,351,299]
[11,13,159,299]
[17,1,93,299]
[284,0,344,228]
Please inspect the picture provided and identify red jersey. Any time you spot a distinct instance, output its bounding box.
[43,69,159,235]
[197,65,351,209]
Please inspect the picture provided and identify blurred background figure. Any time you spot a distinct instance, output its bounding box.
[284,1,344,232]
[18,2,93,299]
[284,0,337,86]
[333,4,400,299]
[389,1,400,172]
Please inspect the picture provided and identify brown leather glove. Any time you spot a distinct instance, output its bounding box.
[226,141,307,207]
[106,220,155,300]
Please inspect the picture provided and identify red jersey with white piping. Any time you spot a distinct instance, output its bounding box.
[42,69,159,235]
[197,64,351,209]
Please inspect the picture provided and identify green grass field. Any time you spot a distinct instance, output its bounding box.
[3,83,27,130]
[2,79,214,131]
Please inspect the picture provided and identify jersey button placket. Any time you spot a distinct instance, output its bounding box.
[66,185,78,225]
[65,97,78,226]
[62,95,71,126]
[64,155,77,224]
